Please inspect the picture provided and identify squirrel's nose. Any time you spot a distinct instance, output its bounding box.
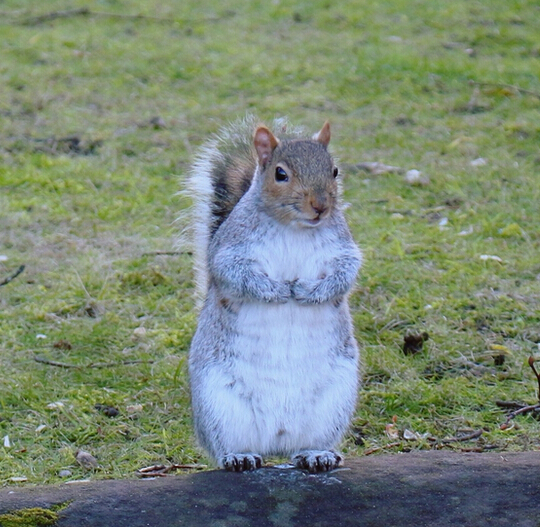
[310,198,328,216]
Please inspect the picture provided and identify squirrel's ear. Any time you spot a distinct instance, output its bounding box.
[315,121,331,148]
[254,126,279,166]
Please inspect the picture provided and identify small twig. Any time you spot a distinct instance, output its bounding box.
[137,463,207,477]
[500,403,540,429]
[20,8,90,25]
[496,400,526,410]
[498,359,540,428]
[364,442,401,456]
[506,404,540,420]
[0,265,25,287]
[470,80,540,99]
[19,8,173,25]
[15,8,235,26]
[528,356,540,402]
[34,357,78,369]
[142,251,191,257]
[76,10,180,22]
[386,209,414,216]
[437,429,483,444]
[34,356,154,369]
[89,359,155,369]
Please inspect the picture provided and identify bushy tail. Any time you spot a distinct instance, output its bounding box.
[183,115,305,302]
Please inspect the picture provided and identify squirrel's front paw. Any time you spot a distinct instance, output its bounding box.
[292,450,343,473]
[221,453,263,472]
[256,278,291,303]
[291,279,324,304]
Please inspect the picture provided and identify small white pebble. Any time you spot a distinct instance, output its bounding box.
[132,327,147,339]
[404,169,430,186]
[46,401,65,409]
[76,449,99,470]
[3,435,11,448]
[403,429,420,441]
[438,217,448,227]
[58,469,73,478]
[470,157,487,167]
[10,476,28,482]
[480,254,502,263]
[36,334,47,339]
[35,424,47,433]
[458,226,474,236]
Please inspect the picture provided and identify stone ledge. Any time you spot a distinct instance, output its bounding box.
[1,451,539,527]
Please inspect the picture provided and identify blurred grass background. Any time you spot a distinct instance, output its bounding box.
[1,0,539,483]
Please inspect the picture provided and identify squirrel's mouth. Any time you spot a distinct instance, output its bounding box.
[303,216,324,227]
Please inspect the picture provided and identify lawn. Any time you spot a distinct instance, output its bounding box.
[1,0,539,484]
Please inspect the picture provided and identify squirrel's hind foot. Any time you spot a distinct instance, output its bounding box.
[221,453,263,472]
[292,450,343,473]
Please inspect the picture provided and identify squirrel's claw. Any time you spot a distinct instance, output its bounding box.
[292,450,343,473]
[221,453,263,472]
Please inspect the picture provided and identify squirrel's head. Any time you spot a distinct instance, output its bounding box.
[254,122,339,228]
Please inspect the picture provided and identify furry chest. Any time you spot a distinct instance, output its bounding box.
[254,225,331,282]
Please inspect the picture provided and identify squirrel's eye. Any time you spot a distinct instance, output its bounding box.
[275,167,289,182]
[333,167,339,178]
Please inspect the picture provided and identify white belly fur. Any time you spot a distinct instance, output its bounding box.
[223,302,356,455]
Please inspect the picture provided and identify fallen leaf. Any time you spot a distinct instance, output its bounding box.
[53,339,73,350]
[403,332,429,355]
[489,344,511,354]
[499,223,525,238]
[385,423,399,440]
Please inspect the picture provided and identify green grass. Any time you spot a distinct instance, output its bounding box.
[1,0,539,484]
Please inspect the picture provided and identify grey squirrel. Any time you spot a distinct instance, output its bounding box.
[186,116,362,472]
